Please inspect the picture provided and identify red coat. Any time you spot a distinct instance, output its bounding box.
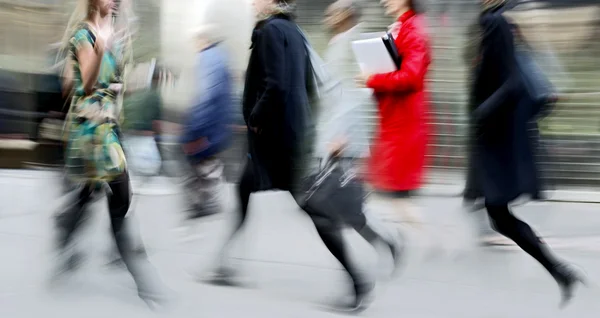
[366,10,431,192]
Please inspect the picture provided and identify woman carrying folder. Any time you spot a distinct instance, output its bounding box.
[356,0,433,254]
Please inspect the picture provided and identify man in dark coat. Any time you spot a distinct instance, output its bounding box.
[471,0,583,307]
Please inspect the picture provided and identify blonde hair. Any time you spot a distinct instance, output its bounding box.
[56,0,137,74]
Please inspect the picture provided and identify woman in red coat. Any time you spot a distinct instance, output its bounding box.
[359,0,431,195]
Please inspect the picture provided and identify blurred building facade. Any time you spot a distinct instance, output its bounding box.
[1,0,600,186]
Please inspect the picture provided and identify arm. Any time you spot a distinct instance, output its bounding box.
[74,29,105,96]
[249,24,286,129]
[366,29,430,93]
[61,60,74,98]
[180,51,223,154]
[472,14,518,122]
[184,52,220,133]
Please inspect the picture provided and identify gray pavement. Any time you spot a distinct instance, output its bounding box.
[1,170,600,317]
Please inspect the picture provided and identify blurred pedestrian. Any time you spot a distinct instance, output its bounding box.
[212,0,380,312]
[178,24,233,233]
[356,0,434,258]
[471,0,584,307]
[52,0,169,307]
[462,15,507,246]
[314,0,405,308]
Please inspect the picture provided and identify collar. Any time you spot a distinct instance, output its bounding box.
[398,9,416,24]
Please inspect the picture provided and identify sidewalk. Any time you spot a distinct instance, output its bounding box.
[1,175,600,317]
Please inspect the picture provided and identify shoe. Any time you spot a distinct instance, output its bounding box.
[388,230,406,278]
[48,250,84,288]
[138,288,174,310]
[349,280,375,313]
[553,264,587,308]
[479,235,514,247]
[206,266,244,287]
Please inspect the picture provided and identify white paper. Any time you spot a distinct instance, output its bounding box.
[351,37,396,75]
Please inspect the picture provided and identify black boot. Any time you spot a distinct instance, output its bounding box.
[350,279,375,313]
[552,264,586,308]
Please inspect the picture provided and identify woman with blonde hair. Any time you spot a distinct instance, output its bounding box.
[52,0,168,306]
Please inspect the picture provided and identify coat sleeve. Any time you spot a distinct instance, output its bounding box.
[249,24,286,128]
[472,14,519,122]
[182,52,220,142]
[366,28,430,94]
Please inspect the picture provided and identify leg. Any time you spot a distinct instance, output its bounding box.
[52,183,93,275]
[106,172,167,303]
[485,203,583,306]
[55,183,93,250]
[308,212,373,311]
[196,157,225,217]
[215,160,253,273]
[485,204,558,273]
[356,209,405,276]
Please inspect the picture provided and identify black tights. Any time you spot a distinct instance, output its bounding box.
[221,162,364,289]
[55,173,154,291]
[56,173,132,248]
[486,204,560,275]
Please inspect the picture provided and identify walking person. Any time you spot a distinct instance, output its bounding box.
[462,16,508,246]
[470,0,584,307]
[320,0,404,274]
[178,24,233,236]
[212,0,401,312]
[356,0,435,258]
[52,0,169,307]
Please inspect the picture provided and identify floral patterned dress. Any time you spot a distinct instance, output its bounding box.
[64,23,127,185]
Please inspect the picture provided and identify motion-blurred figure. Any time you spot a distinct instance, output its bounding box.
[179,24,233,227]
[356,0,433,257]
[214,0,386,311]
[470,0,584,307]
[52,0,169,307]
[312,0,405,310]
[462,13,505,246]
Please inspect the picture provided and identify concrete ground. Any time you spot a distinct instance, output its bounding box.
[1,169,600,318]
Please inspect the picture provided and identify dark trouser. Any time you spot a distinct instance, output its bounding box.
[485,203,560,275]
[55,172,155,293]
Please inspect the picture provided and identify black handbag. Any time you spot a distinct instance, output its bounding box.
[300,158,366,230]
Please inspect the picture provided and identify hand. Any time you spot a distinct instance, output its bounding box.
[250,126,262,134]
[182,137,209,155]
[95,21,114,53]
[328,137,348,158]
[355,74,370,88]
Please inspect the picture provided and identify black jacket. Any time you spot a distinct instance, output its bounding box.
[471,5,542,205]
[242,14,313,192]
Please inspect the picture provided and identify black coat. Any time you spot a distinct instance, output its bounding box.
[242,14,313,192]
[471,6,541,206]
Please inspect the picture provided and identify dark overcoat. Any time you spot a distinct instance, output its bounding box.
[242,13,313,192]
[471,6,542,205]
